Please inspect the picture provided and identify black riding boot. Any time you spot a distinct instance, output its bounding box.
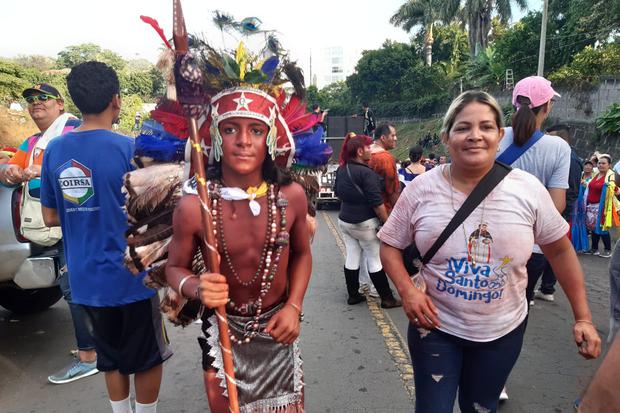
[344,267,365,305]
[369,269,402,308]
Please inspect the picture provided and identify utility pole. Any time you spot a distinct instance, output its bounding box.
[537,0,549,76]
[309,49,313,87]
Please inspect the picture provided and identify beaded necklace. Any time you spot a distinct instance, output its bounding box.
[447,165,487,267]
[209,181,290,344]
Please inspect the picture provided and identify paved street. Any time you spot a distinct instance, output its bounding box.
[0,210,613,413]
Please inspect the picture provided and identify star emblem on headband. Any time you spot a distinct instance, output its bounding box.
[233,92,253,111]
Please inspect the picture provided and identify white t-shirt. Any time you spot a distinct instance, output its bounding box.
[498,127,570,253]
[378,166,569,342]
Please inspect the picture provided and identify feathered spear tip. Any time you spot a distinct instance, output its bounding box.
[283,62,306,100]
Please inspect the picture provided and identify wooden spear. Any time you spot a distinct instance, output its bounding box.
[172,1,240,411]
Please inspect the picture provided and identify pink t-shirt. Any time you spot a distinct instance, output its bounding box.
[378,165,569,342]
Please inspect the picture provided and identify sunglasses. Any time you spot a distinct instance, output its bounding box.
[25,94,58,104]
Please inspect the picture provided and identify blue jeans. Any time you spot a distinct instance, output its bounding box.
[57,242,95,351]
[408,320,526,413]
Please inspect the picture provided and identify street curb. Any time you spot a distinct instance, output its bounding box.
[321,211,416,402]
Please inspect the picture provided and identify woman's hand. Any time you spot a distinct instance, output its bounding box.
[401,286,440,329]
[573,320,602,359]
[198,272,229,309]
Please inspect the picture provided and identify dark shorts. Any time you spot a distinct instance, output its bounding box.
[83,295,173,375]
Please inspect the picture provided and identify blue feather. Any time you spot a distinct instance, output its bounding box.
[239,17,261,34]
[261,56,279,81]
[135,120,186,162]
[293,125,333,168]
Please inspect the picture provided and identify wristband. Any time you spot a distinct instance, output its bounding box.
[574,319,595,327]
[287,302,304,321]
[177,275,194,298]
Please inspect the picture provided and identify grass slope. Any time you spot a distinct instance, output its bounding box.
[390,117,445,162]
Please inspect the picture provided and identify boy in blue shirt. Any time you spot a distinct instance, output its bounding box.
[41,61,171,413]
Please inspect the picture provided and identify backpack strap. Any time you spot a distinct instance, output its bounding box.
[497,130,544,165]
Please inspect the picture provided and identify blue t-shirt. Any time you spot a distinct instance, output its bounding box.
[40,129,154,307]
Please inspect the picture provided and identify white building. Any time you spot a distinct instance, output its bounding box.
[314,46,361,89]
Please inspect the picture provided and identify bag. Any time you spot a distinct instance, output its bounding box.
[19,113,74,246]
[20,187,62,246]
[586,203,599,231]
[406,162,512,290]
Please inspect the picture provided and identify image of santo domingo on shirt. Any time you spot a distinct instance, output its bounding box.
[437,223,513,304]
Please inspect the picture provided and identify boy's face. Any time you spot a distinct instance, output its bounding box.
[219,117,268,176]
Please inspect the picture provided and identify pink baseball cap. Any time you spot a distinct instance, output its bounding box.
[512,76,561,109]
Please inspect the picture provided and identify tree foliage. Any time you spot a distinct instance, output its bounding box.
[118,94,144,133]
[56,43,126,72]
[597,102,620,136]
[347,41,418,103]
[548,43,620,88]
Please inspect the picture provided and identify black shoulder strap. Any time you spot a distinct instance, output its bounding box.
[346,164,366,197]
[421,161,512,264]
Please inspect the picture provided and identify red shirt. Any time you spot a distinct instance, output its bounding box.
[587,174,606,204]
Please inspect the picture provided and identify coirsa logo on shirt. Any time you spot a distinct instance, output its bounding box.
[57,160,94,205]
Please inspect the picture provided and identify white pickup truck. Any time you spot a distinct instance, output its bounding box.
[0,185,62,313]
[316,136,345,209]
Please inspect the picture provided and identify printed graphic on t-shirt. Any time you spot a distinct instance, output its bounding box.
[437,224,514,304]
[57,159,94,205]
[467,223,493,264]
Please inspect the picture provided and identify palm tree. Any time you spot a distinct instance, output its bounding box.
[464,0,527,56]
[390,0,459,66]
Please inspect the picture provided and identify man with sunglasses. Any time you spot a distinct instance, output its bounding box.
[0,83,98,385]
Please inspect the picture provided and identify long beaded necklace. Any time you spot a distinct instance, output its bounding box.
[447,165,486,267]
[209,182,290,344]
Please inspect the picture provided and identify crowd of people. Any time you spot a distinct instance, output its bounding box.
[1,16,619,411]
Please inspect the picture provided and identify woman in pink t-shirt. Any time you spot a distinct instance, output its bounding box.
[378,90,601,413]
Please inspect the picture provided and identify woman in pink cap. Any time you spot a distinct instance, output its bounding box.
[496,75,572,401]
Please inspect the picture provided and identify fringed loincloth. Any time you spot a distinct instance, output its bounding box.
[199,304,304,413]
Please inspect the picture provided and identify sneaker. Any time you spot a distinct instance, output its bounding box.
[534,290,555,302]
[593,250,601,256]
[600,250,612,258]
[529,300,535,306]
[499,386,509,402]
[584,249,596,255]
[48,360,98,384]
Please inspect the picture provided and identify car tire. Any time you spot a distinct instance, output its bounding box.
[0,286,63,314]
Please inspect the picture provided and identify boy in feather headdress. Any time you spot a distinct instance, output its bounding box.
[165,89,312,412]
[129,6,333,411]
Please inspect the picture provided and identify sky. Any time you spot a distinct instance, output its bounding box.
[1,0,539,78]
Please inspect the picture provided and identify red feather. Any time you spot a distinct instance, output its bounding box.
[281,95,305,120]
[288,112,320,134]
[140,15,173,49]
[281,94,320,134]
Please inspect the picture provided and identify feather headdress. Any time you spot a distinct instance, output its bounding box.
[127,8,332,325]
